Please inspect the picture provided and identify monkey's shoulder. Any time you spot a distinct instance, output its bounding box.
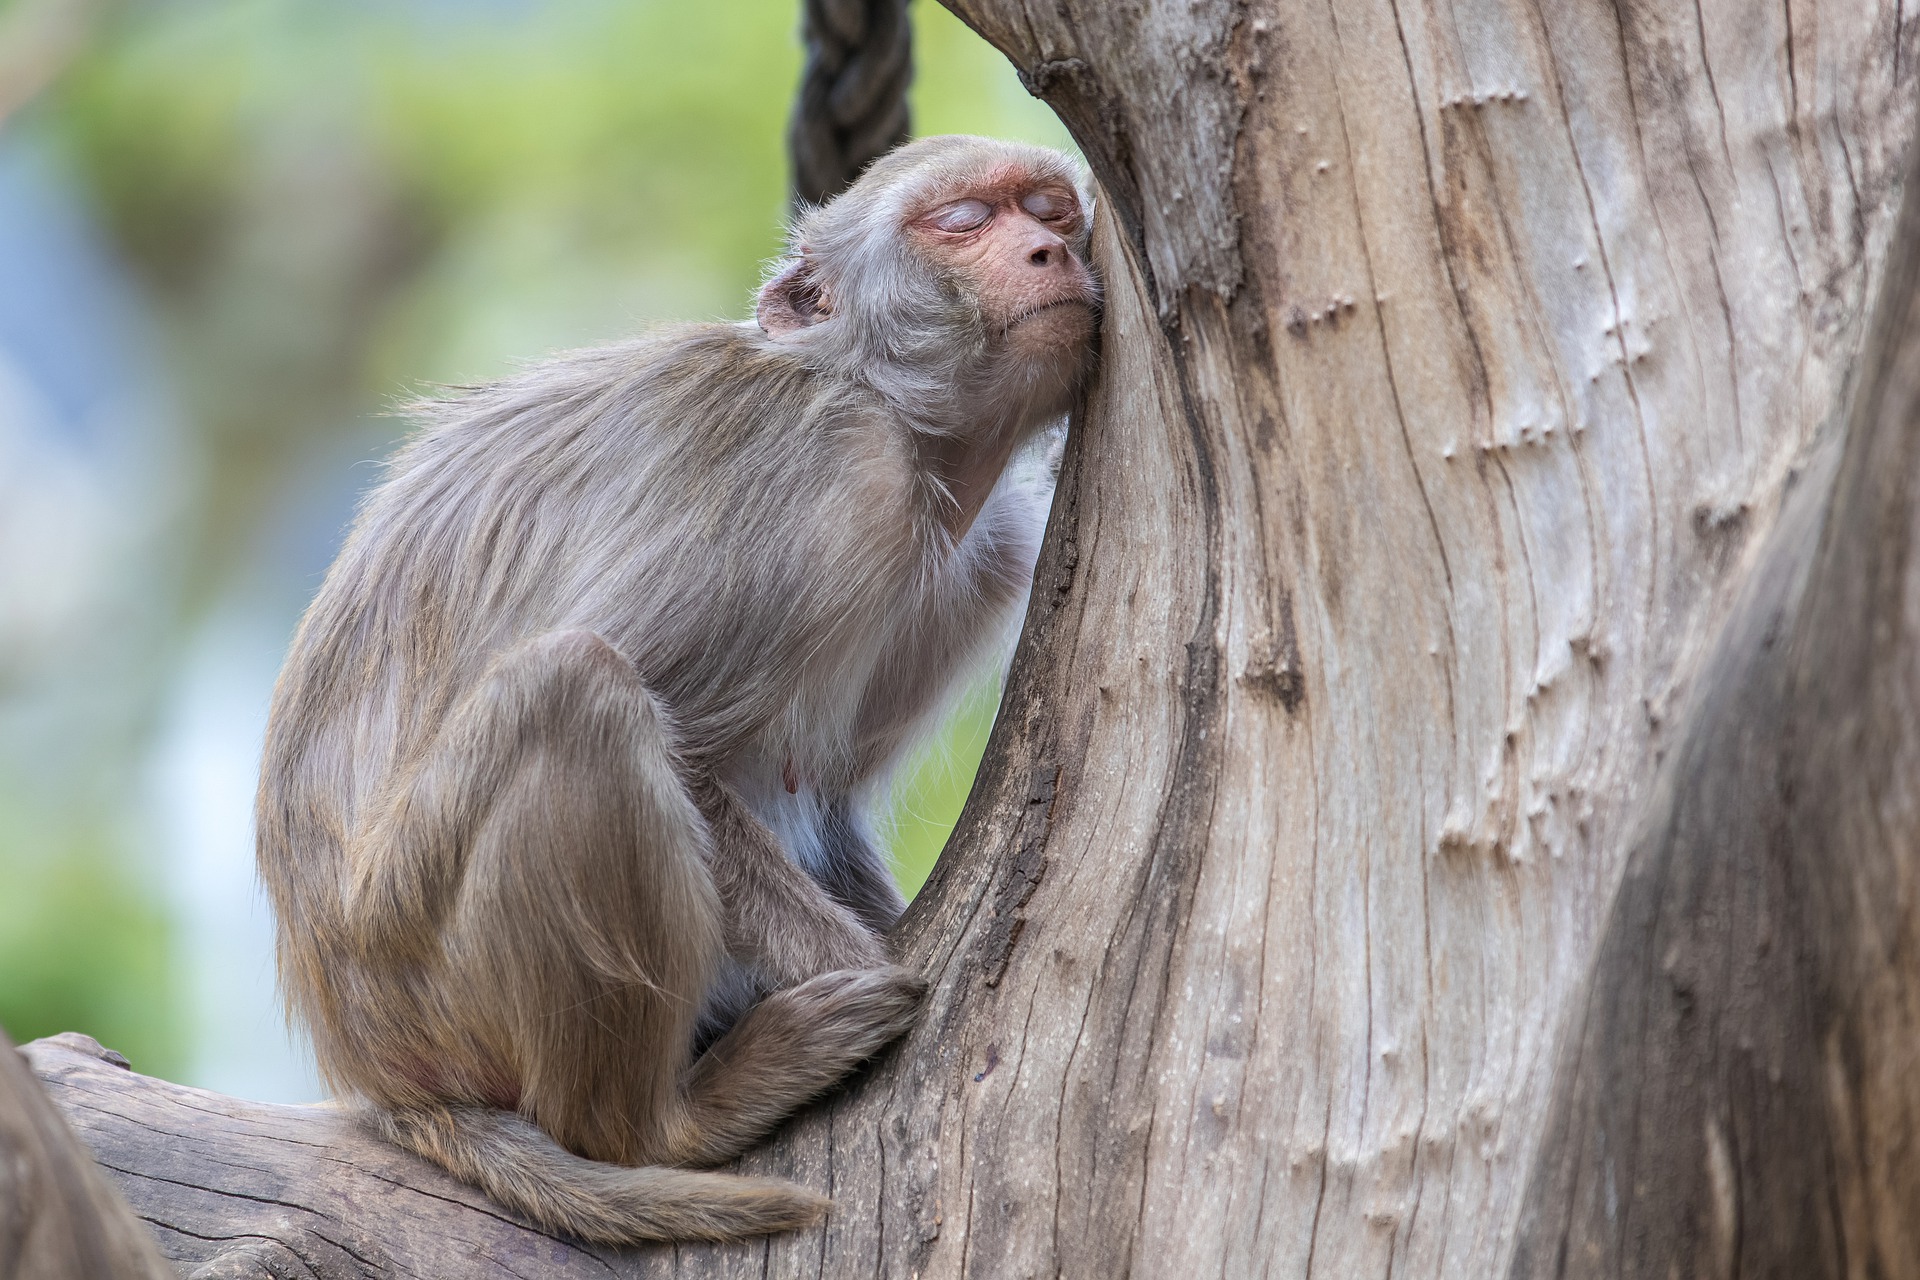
[398,323,898,479]
[285,323,923,710]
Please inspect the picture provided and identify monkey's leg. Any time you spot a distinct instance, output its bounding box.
[660,965,926,1168]
[813,796,909,935]
[356,630,918,1241]
[698,783,898,987]
[362,628,722,1162]
[396,630,918,1160]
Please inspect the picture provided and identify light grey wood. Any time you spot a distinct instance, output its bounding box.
[1509,106,1920,1280]
[25,1034,635,1278]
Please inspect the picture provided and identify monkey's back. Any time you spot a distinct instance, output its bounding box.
[255,323,929,1086]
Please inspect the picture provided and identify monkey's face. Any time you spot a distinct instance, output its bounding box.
[759,139,1100,424]
[905,170,1100,369]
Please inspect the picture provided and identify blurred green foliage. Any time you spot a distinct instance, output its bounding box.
[54,0,1069,377]
[887,675,1003,897]
[5,0,1069,1075]
[0,801,182,1074]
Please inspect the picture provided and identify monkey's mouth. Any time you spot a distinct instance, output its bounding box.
[1005,297,1095,331]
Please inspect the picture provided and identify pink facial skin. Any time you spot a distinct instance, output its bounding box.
[905,167,1100,345]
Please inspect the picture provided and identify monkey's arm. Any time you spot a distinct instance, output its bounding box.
[697,783,893,984]
[851,461,1051,779]
[813,799,908,935]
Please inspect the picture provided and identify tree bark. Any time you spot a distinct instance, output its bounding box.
[2,1031,171,1279]
[23,1033,633,1278]
[1509,98,1920,1280]
[26,1,1920,1276]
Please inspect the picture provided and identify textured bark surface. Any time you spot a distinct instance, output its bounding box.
[26,2,1920,1276]
[2,1032,171,1280]
[765,1,1907,1275]
[23,1035,633,1278]
[1510,118,1920,1280]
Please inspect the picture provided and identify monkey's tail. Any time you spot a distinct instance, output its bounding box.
[370,1103,830,1244]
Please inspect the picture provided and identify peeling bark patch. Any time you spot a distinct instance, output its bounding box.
[1049,531,1081,604]
[979,767,1060,987]
[1241,661,1306,713]
[1691,499,1752,572]
[1030,763,1061,815]
[1023,57,1092,97]
[1240,589,1307,714]
[1253,411,1279,453]
[981,844,1047,988]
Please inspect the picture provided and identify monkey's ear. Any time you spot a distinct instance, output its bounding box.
[756,258,830,337]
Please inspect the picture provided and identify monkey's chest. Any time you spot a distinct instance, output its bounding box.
[727,761,843,880]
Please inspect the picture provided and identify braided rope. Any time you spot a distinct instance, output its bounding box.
[788,0,913,207]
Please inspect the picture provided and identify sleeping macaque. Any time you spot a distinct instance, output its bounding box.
[255,136,1099,1244]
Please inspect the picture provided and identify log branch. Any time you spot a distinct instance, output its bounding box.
[2,1030,170,1280]
[22,1033,640,1279]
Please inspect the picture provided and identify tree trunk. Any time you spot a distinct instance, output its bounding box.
[1509,97,1920,1279]
[25,1,1920,1276]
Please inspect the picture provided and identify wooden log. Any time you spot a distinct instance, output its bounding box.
[23,1033,633,1278]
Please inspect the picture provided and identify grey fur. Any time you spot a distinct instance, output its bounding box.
[255,135,1097,1244]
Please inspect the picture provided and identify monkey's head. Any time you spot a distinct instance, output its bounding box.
[757,135,1101,428]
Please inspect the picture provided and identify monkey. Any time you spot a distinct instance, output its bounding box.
[254,135,1100,1245]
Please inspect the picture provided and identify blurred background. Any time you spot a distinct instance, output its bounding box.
[0,0,1069,1103]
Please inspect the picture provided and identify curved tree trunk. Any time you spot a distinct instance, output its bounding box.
[729,0,1916,1273]
[22,1,1920,1276]
[1510,109,1920,1279]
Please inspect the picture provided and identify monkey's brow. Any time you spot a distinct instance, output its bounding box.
[907,167,1075,216]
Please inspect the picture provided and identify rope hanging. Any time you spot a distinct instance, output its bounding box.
[788,0,913,207]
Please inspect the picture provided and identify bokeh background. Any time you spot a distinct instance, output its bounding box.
[0,0,1069,1103]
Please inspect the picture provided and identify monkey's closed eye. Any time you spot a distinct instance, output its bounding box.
[927,199,992,233]
[1020,192,1073,222]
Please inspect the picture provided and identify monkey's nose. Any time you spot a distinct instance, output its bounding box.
[1020,221,1069,269]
